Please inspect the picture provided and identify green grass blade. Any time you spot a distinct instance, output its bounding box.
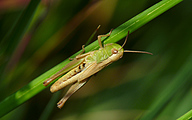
[102,0,183,45]
[140,53,192,120]
[177,110,192,120]
[0,0,40,71]
[39,91,61,120]
[0,0,182,118]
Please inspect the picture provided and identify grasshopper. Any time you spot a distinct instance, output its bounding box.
[43,30,152,108]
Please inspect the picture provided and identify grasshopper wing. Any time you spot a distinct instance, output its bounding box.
[50,61,99,92]
[43,58,85,86]
[78,57,113,82]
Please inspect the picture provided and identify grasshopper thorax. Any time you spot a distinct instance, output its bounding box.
[105,31,152,62]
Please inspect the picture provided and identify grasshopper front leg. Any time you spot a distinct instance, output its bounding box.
[97,29,113,48]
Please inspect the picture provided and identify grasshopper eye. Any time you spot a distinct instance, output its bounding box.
[111,48,118,54]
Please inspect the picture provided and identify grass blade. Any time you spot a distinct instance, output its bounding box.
[140,53,192,120]
[177,110,192,120]
[0,0,182,117]
[0,0,41,81]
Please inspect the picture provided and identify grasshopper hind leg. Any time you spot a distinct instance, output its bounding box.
[57,79,88,108]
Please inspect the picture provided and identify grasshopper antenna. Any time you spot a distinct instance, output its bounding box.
[124,50,153,55]
[121,31,153,55]
[119,31,129,50]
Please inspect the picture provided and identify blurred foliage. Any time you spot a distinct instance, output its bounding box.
[0,0,192,120]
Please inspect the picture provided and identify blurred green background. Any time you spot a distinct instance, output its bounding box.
[0,0,192,120]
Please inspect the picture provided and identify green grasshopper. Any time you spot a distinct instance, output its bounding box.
[43,30,152,108]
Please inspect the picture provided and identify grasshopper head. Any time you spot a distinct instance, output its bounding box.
[107,31,152,62]
[108,43,124,62]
